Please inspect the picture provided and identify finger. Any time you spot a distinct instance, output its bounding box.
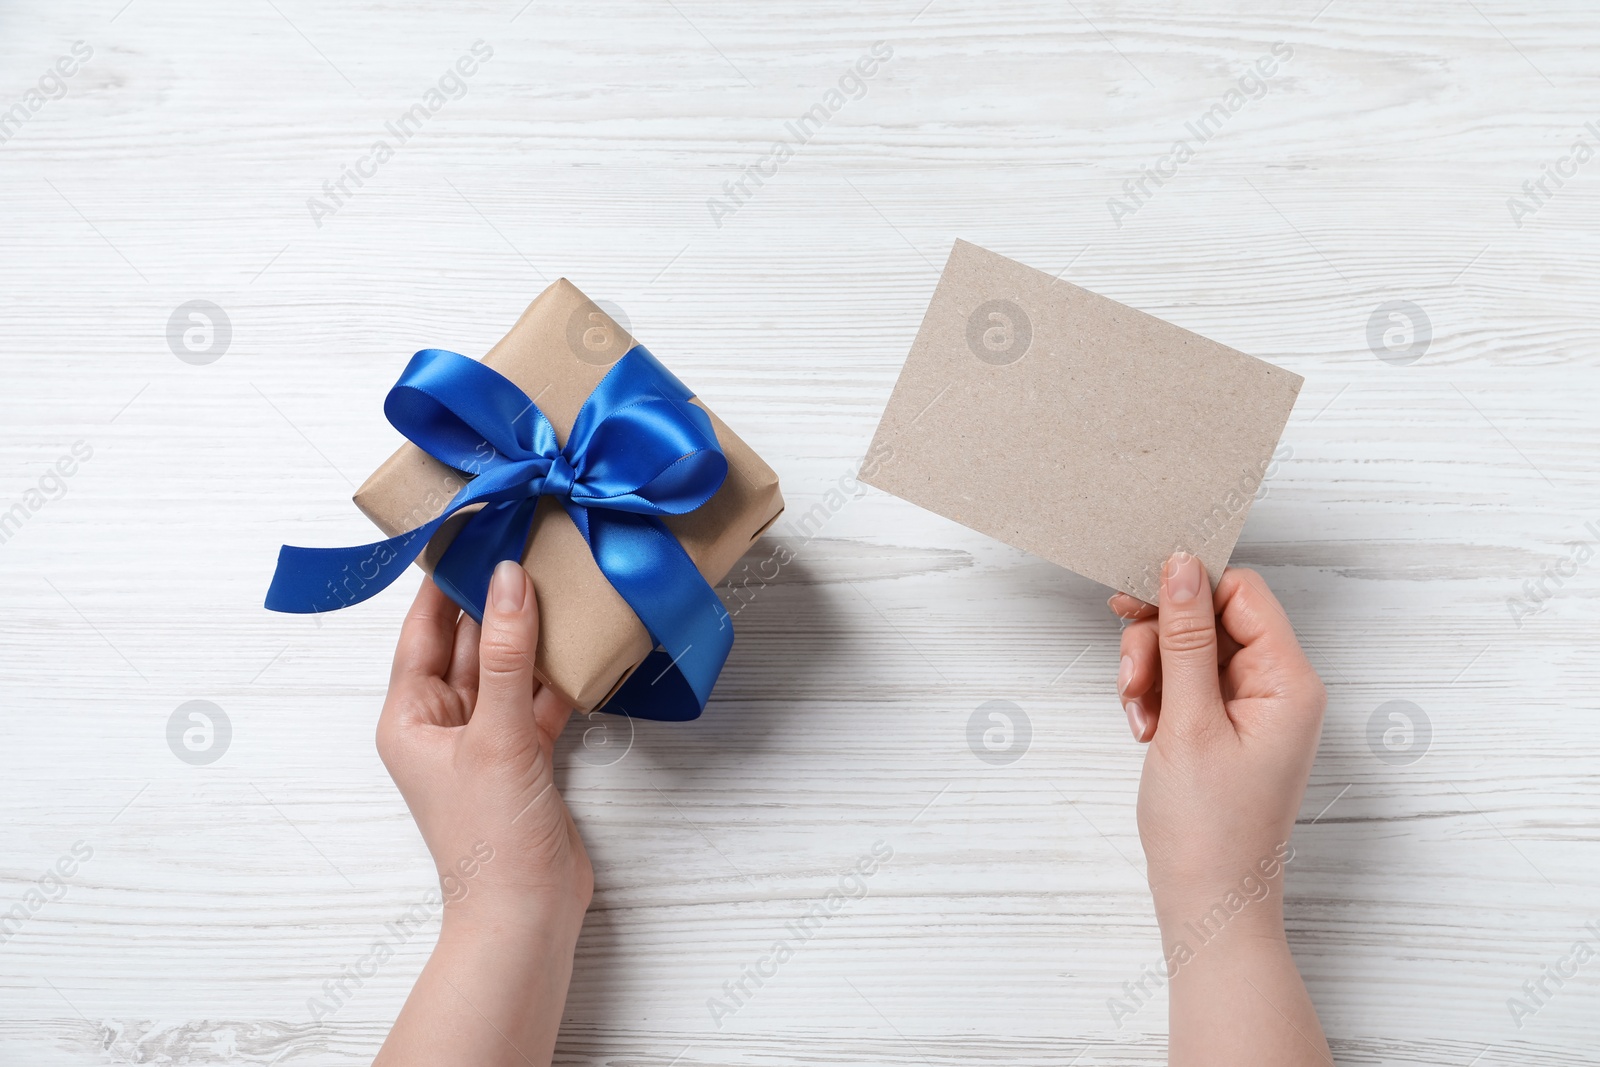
[1215,625,1243,700]
[1217,626,1243,666]
[1216,568,1319,702]
[445,614,481,703]
[467,560,542,747]
[1118,619,1161,743]
[1155,551,1228,740]
[379,578,464,757]
[1118,619,1161,700]
[1215,568,1300,655]
[389,578,461,686]
[532,684,575,749]
[1128,688,1161,743]
[1108,593,1157,621]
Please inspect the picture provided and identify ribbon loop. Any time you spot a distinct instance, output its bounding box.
[266,345,733,721]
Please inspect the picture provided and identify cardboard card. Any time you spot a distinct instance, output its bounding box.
[862,239,1302,604]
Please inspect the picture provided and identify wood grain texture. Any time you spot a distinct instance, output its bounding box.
[1,0,1597,1063]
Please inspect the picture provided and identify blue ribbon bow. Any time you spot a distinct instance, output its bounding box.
[265,345,732,722]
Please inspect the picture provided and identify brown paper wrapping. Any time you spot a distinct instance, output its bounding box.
[354,280,784,711]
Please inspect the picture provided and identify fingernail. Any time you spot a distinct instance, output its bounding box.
[491,559,526,612]
[1117,655,1133,695]
[1124,700,1148,742]
[1166,552,1202,604]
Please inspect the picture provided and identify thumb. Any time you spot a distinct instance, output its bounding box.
[469,560,541,744]
[1156,552,1227,740]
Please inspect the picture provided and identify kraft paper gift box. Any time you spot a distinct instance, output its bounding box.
[353,279,784,712]
[863,240,1302,604]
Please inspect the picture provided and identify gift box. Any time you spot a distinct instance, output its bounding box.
[275,279,783,714]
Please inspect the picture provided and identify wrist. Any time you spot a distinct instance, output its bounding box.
[1154,889,1286,962]
[1145,841,1297,946]
[434,907,586,991]
[393,892,585,1067]
[442,887,589,946]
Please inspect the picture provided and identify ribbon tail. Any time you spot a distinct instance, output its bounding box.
[607,649,711,723]
[576,506,732,721]
[264,519,444,614]
[432,498,542,625]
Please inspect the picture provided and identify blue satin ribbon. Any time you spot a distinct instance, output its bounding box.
[265,345,733,722]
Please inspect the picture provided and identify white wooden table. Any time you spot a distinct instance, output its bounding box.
[2,1,1597,1063]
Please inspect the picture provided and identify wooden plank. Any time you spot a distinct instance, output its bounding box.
[1,0,1597,1062]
